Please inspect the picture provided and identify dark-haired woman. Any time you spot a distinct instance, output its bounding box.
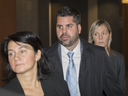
[0,31,70,96]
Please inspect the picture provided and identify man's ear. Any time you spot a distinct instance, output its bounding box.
[78,24,82,34]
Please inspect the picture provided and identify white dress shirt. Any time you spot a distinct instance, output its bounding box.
[61,40,81,96]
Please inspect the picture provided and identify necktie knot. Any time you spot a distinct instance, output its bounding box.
[67,51,74,58]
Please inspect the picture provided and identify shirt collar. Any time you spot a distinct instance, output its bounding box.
[73,39,81,55]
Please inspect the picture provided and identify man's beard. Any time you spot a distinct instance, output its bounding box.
[58,32,79,47]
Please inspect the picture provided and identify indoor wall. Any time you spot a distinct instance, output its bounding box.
[0,0,16,86]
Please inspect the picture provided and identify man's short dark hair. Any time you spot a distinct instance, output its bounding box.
[56,6,81,25]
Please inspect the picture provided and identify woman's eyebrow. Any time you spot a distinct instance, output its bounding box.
[18,45,30,49]
[8,49,13,51]
[18,45,33,50]
[8,44,32,52]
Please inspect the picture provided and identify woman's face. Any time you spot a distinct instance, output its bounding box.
[7,40,41,74]
[92,24,112,50]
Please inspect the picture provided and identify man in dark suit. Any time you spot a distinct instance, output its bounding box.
[45,6,125,96]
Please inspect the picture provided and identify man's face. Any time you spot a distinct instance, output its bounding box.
[56,16,81,49]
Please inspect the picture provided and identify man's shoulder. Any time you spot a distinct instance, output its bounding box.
[45,41,59,53]
[80,38,106,55]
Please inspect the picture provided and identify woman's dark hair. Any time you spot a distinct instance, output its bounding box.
[56,6,81,25]
[0,31,51,81]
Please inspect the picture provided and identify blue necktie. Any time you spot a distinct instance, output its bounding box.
[66,51,77,96]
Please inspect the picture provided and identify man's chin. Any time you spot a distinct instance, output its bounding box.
[59,40,71,47]
[62,42,73,47]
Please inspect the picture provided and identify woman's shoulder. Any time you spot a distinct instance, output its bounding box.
[111,50,125,66]
[0,77,18,89]
[0,77,24,96]
[112,50,124,58]
[0,88,24,96]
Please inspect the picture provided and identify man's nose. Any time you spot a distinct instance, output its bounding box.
[62,27,67,33]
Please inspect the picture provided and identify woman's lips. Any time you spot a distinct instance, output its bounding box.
[15,64,22,66]
[99,42,104,44]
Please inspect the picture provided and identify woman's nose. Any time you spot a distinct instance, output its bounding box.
[14,54,20,61]
[99,34,103,39]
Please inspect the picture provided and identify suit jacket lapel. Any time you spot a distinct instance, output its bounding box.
[48,42,64,79]
[80,37,90,68]
[79,38,92,94]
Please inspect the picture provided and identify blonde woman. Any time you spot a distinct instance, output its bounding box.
[88,19,126,95]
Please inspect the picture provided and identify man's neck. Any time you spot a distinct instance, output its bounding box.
[66,39,79,51]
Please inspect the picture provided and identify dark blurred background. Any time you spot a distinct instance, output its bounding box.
[0,0,128,95]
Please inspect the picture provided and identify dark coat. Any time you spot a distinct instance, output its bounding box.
[109,50,126,93]
[45,37,125,96]
[0,76,70,96]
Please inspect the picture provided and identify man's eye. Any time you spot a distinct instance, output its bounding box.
[57,25,62,29]
[67,25,72,28]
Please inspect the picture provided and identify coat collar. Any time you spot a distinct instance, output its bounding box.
[79,37,92,62]
[46,41,64,78]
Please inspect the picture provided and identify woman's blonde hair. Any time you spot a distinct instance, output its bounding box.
[88,19,113,54]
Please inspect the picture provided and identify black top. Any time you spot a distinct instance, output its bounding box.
[0,76,70,96]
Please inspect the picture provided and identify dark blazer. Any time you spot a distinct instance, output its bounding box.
[45,37,125,96]
[109,50,126,93]
[0,76,70,96]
